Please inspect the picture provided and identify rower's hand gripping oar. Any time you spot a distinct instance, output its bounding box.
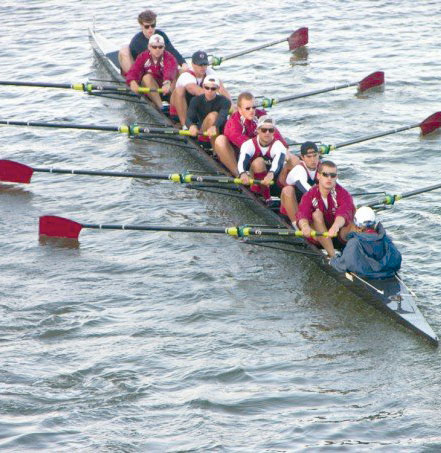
[210,27,308,66]
[0,119,200,138]
[0,80,162,94]
[317,111,441,155]
[0,159,270,186]
[258,71,384,108]
[39,215,333,240]
[363,182,441,208]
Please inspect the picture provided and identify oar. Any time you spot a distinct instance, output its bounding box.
[365,182,441,208]
[0,159,268,186]
[0,120,195,137]
[39,215,333,240]
[210,27,308,66]
[318,112,441,154]
[0,80,162,94]
[257,71,384,108]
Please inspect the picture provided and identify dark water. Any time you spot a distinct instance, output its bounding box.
[1,1,441,451]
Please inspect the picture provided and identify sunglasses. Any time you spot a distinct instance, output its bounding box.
[242,106,256,111]
[150,45,164,49]
[142,23,156,29]
[320,172,337,178]
[203,85,217,91]
[260,127,274,133]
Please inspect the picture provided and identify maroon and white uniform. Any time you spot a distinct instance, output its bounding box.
[238,136,286,178]
[279,162,319,216]
[175,64,218,88]
[224,109,288,150]
[126,50,178,86]
[296,183,355,229]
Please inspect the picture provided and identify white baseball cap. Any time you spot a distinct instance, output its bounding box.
[257,115,275,129]
[149,34,165,46]
[354,206,376,228]
[203,75,220,87]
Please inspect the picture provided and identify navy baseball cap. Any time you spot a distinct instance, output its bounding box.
[192,50,209,65]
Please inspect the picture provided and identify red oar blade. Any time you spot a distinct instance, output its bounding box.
[39,215,83,239]
[288,27,308,50]
[358,71,385,92]
[0,159,34,183]
[420,112,441,136]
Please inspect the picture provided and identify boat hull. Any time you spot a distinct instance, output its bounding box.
[88,27,438,346]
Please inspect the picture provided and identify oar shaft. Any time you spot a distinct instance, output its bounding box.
[399,182,441,199]
[335,122,419,149]
[81,223,229,234]
[30,166,254,184]
[276,81,358,104]
[220,37,287,62]
[0,119,121,133]
[32,167,173,180]
[0,80,74,90]
[366,182,441,207]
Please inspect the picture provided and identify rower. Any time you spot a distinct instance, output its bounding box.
[296,160,355,257]
[170,51,231,127]
[125,34,178,111]
[238,115,286,200]
[186,75,231,148]
[330,206,402,277]
[118,9,187,76]
[215,92,290,176]
[280,141,320,226]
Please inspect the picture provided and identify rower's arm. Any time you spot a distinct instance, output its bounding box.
[185,82,204,97]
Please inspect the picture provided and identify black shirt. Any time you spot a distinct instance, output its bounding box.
[186,94,231,130]
[129,30,186,66]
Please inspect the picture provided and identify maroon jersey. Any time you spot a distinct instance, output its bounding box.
[126,50,178,86]
[296,183,355,228]
[224,109,288,150]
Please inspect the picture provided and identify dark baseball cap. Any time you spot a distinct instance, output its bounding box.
[192,50,209,65]
[300,141,318,155]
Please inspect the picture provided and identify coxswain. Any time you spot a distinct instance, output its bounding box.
[118,9,187,75]
[170,50,231,127]
[238,115,286,200]
[296,160,355,257]
[215,91,291,176]
[330,206,402,278]
[280,141,320,225]
[186,75,232,148]
[125,34,178,110]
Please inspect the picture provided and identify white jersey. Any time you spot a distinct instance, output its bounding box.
[285,163,318,194]
[176,64,218,88]
[238,137,286,176]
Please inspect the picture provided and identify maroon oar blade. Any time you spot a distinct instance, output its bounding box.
[288,27,308,50]
[420,112,441,135]
[358,71,385,92]
[0,159,34,183]
[39,215,83,239]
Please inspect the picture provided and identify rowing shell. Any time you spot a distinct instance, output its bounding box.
[88,26,438,346]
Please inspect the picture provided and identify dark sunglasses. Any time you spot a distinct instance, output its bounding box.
[150,45,164,49]
[260,127,274,133]
[203,85,217,91]
[142,23,156,29]
[243,106,256,111]
[320,172,337,178]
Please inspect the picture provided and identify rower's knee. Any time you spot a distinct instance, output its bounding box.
[312,209,324,222]
[251,158,266,173]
